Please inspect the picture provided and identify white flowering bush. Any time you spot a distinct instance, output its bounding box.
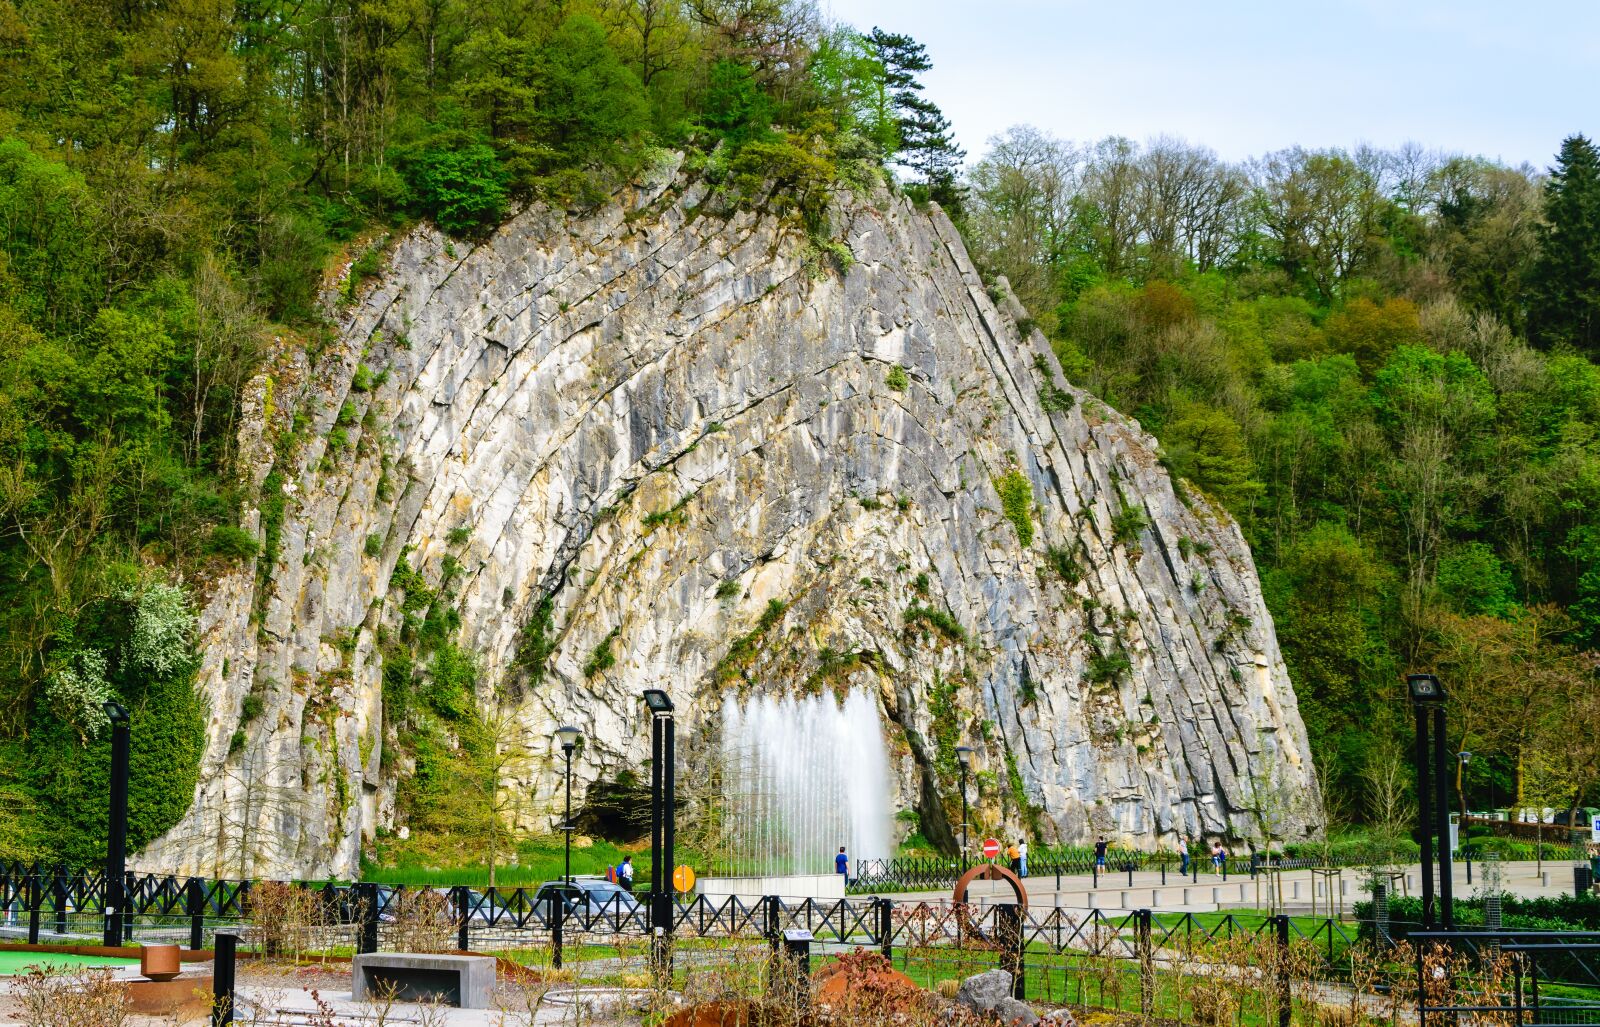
[44,648,114,739]
[122,581,195,677]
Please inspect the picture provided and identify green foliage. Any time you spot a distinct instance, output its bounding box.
[1435,542,1517,616]
[583,628,620,678]
[1087,646,1132,687]
[1110,494,1149,547]
[515,596,557,684]
[701,61,772,146]
[446,526,472,547]
[994,468,1034,547]
[904,602,967,645]
[713,599,787,685]
[1529,135,1600,355]
[204,526,260,561]
[1045,545,1081,585]
[13,585,205,866]
[400,140,508,238]
[886,365,909,391]
[715,579,741,600]
[365,533,384,558]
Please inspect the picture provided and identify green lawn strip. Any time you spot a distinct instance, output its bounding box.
[0,951,138,974]
[360,832,714,889]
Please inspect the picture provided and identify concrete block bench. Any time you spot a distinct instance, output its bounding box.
[351,952,495,1008]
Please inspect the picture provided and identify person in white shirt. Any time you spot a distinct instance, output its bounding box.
[1017,839,1029,877]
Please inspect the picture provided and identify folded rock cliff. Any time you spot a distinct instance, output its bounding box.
[139,160,1318,880]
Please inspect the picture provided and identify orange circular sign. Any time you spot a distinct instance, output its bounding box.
[672,865,696,892]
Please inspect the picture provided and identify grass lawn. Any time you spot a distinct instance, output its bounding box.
[361,832,703,889]
[0,951,137,975]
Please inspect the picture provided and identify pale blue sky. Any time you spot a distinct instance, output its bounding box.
[824,0,1598,170]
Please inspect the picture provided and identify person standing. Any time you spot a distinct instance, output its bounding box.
[1177,836,1189,876]
[1006,839,1020,872]
[619,855,635,894]
[1018,838,1029,878]
[836,846,849,885]
[1211,840,1225,875]
[1094,836,1108,870]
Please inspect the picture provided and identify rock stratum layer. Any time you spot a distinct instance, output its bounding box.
[139,163,1318,880]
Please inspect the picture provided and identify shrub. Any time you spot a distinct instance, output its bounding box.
[886,365,909,391]
[1087,647,1131,686]
[583,628,620,678]
[365,532,383,557]
[204,525,260,560]
[995,468,1034,547]
[403,141,509,238]
[1111,499,1149,547]
[904,603,966,645]
[1045,545,1080,584]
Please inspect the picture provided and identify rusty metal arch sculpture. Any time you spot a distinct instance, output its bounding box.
[951,862,1028,945]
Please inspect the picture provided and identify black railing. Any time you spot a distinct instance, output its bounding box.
[1413,929,1600,1027]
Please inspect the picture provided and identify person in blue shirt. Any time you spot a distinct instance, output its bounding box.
[836,846,849,883]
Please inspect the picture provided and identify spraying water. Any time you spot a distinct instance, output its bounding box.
[717,688,893,877]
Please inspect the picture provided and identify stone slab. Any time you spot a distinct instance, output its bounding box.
[351,952,495,1009]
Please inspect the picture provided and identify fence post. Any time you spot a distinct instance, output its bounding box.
[552,894,564,970]
[187,878,205,951]
[26,869,41,945]
[877,897,893,960]
[996,903,1025,1000]
[776,929,813,1020]
[1275,913,1291,1027]
[356,882,379,955]
[212,929,237,1027]
[1137,908,1154,1018]
[123,870,135,942]
[1092,864,1098,888]
[53,866,67,936]
[453,887,470,951]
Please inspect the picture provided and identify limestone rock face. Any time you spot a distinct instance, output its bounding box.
[137,164,1318,880]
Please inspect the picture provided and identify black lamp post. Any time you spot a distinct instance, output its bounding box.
[103,701,130,947]
[555,725,581,885]
[956,746,973,871]
[1407,673,1453,930]
[641,689,675,984]
[1457,751,1473,818]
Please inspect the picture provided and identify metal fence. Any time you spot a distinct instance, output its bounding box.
[13,860,1600,1025]
[1407,928,1600,1027]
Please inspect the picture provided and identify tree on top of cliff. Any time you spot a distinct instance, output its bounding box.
[1528,134,1600,356]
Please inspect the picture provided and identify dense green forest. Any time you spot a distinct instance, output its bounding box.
[958,128,1600,826]
[0,0,1596,866]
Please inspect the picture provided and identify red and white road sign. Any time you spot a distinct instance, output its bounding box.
[982,837,1001,859]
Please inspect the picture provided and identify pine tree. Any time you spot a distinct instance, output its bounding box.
[1528,134,1600,355]
[865,27,966,205]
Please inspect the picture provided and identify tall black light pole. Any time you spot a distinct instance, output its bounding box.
[103,702,131,948]
[555,726,581,885]
[642,689,676,983]
[1407,673,1452,930]
[956,746,973,871]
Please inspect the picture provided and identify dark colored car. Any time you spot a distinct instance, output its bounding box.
[532,878,639,921]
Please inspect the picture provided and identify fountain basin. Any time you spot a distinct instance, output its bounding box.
[698,874,846,901]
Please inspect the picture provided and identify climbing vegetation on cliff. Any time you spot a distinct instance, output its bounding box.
[994,468,1035,547]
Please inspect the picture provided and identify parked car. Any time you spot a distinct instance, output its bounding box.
[531,878,639,921]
